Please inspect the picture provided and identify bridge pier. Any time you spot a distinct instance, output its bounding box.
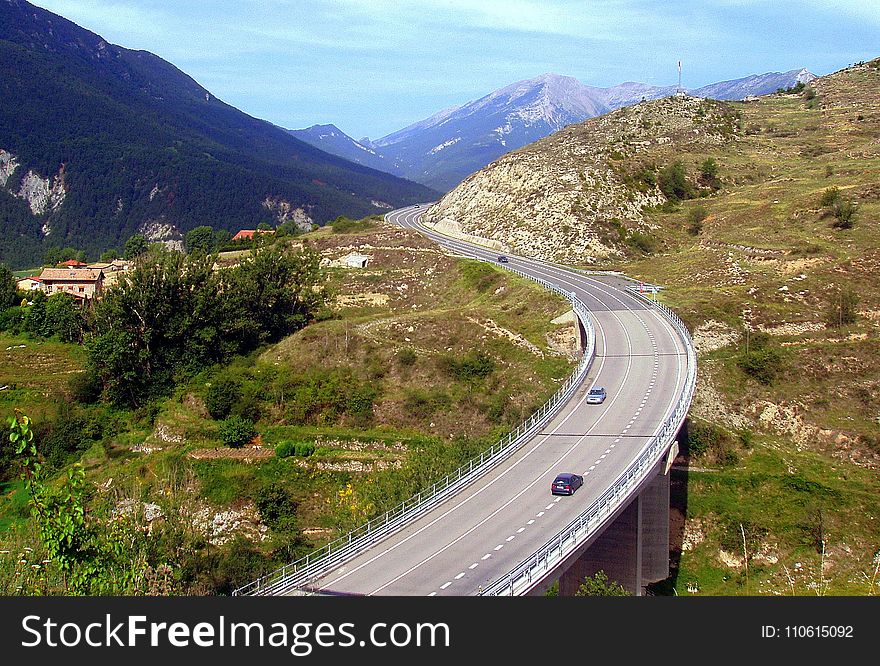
[558,469,670,596]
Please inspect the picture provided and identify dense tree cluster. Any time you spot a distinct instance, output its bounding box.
[87,244,325,406]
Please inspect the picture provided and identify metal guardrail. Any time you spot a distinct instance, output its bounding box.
[232,261,597,596]
[478,287,697,595]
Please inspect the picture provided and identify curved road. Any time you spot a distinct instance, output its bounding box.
[303,204,690,595]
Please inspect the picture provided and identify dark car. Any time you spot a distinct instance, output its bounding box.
[497,255,509,263]
[551,473,584,495]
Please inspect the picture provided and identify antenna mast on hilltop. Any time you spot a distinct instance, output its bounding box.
[676,60,686,97]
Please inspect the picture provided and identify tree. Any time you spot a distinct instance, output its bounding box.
[185,225,216,256]
[88,247,225,406]
[0,263,18,308]
[123,234,149,260]
[658,161,694,202]
[688,205,709,236]
[699,157,720,190]
[575,570,630,596]
[99,249,119,262]
[221,244,326,350]
[25,290,49,336]
[44,293,85,343]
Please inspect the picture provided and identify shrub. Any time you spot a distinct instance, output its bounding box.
[575,570,630,596]
[331,216,375,234]
[687,205,709,236]
[627,230,658,254]
[397,348,417,367]
[819,187,840,207]
[658,161,695,202]
[402,388,450,419]
[737,346,784,385]
[275,441,316,458]
[825,287,859,327]
[830,199,857,229]
[699,158,720,190]
[437,350,495,382]
[219,416,256,448]
[68,371,102,404]
[205,375,242,420]
[255,483,298,531]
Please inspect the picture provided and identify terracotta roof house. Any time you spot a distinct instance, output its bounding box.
[16,276,43,291]
[38,268,104,300]
[232,229,275,242]
[59,259,87,268]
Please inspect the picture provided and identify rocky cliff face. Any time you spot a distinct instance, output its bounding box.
[0,148,67,234]
[424,95,741,264]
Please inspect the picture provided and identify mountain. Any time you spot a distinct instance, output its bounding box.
[321,69,815,193]
[287,124,404,176]
[691,68,816,100]
[0,0,437,268]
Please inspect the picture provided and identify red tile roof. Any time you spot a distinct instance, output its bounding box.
[232,229,275,241]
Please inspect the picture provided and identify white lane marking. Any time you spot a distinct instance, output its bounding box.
[517,527,525,533]
[455,573,465,580]
[429,592,437,597]
[545,504,555,510]
[537,511,545,517]
[469,563,479,569]
[494,544,504,551]
[482,553,492,560]
[527,520,535,525]
[440,582,451,590]
[506,536,515,542]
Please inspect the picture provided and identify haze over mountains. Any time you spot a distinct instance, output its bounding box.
[294,68,816,192]
[0,0,436,267]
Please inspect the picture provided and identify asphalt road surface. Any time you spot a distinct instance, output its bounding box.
[301,205,690,596]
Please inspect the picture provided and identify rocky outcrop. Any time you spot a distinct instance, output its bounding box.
[263,196,314,231]
[140,219,184,252]
[0,149,20,187]
[424,95,740,264]
[0,149,67,230]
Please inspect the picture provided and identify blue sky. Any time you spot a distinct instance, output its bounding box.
[28,0,880,140]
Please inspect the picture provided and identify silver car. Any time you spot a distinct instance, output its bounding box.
[586,387,607,404]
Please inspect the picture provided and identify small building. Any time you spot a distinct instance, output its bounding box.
[58,259,87,268]
[109,259,130,271]
[87,261,113,272]
[16,276,43,291]
[38,268,104,300]
[232,229,275,242]
[344,253,370,268]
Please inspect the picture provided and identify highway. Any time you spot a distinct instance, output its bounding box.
[289,204,692,596]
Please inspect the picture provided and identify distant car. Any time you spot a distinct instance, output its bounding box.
[414,204,420,208]
[497,255,509,263]
[586,387,607,404]
[551,473,584,496]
